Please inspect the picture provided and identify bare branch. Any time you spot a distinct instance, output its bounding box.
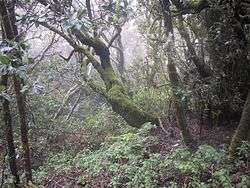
[65,91,81,121]
[59,49,75,62]
[36,21,104,73]
[53,84,80,120]
[108,26,122,48]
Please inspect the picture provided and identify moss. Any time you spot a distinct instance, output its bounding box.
[229,92,250,159]
[189,0,208,11]
[107,84,158,128]
[102,64,122,91]
[94,48,158,128]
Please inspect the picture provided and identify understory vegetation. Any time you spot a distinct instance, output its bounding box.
[34,122,249,187]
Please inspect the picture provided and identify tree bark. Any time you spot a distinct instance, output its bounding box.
[0,0,32,182]
[161,0,195,148]
[13,76,32,182]
[71,28,159,127]
[1,76,20,187]
[229,91,250,159]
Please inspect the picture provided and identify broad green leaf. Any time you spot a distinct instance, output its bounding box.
[0,85,5,92]
[0,54,11,65]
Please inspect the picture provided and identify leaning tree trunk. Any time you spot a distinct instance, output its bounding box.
[71,29,159,128]
[229,91,250,159]
[92,49,158,127]
[0,76,20,187]
[36,0,159,128]
[0,0,32,182]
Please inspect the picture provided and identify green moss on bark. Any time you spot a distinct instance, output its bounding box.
[106,84,158,128]
[229,91,250,159]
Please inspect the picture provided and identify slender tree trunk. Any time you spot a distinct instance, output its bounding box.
[166,41,195,147]
[13,76,32,182]
[229,91,250,159]
[161,0,195,148]
[0,0,32,182]
[1,76,20,187]
[167,60,194,146]
[115,29,126,83]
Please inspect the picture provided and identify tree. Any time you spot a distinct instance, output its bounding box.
[30,0,159,127]
[160,0,195,148]
[0,76,20,187]
[176,15,211,78]
[0,0,32,183]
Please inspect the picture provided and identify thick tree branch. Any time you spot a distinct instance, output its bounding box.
[37,21,104,73]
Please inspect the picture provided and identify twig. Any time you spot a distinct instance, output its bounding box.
[59,50,75,62]
[108,26,122,48]
[65,91,81,121]
[53,84,80,120]
[29,33,59,72]
[158,117,169,135]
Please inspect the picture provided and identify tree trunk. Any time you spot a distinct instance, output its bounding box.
[1,76,20,187]
[161,0,195,148]
[72,29,159,128]
[229,91,250,159]
[177,15,212,78]
[90,57,159,128]
[167,61,194,146]
[13,76,33,182]
[0,0,32,182]
[115,29,126,83]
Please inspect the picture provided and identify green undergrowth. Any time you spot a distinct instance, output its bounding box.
[132,87,172,117]
[34,123,250,187]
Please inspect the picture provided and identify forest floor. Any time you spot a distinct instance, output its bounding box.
[153,114,236,154]
[40,114,238,188]
[0,115,238,187]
